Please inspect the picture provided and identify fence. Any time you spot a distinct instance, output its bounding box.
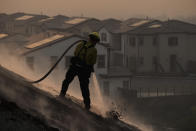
[137,87,195,98]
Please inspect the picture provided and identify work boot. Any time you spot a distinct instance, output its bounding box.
[85,104,91,110]
[59,91,65,98]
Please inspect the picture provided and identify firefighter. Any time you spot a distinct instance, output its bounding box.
[59,32,100,110]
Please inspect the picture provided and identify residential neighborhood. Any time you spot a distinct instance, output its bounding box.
[1,12,196,100]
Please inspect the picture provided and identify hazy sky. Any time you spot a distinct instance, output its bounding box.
[0,0,196,19]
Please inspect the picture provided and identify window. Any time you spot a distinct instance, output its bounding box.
[103,81,110,96]
[169,54,177,72]
[152,56,158,64]
[152,37,158,46]
[26,56,34,70]
[129,56,137,72]
[138,37,144,46]
[97,55,105,68]
[65,56,72,68]
[101,33,107,42]
[168,37,178,46]
[112,53,123,66]
[123,80,129,89]
[139,57,144,65]
[126,55,128,67]
[152,56,158,72]
[129,37,136,47]
[50,56,58,69]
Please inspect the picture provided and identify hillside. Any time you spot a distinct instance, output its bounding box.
[0,65,141,131]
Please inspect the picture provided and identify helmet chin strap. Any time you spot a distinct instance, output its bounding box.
[88,39,97,46]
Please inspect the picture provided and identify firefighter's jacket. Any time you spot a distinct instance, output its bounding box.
[74,41,97,66]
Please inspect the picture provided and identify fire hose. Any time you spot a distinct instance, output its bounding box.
[30,40,83,83]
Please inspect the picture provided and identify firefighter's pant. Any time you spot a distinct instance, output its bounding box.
[60,65,91,107]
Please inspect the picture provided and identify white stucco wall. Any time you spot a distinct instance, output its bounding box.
[121,34,131,67]
[123,34,157,72]
[137,36,157,72]
[159,33,188,72]
[95,44,108,74]
[122,33,196,73]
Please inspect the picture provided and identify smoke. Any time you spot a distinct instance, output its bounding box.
[122,113,154,131]
[0,44,155,130]
[0,45,40,80]
[1,0,196,19]
[0,46,95,130]
[91,73,110,115]
[0,44,110,116]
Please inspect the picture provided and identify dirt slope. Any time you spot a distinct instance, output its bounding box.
[0,65,141,131]
[0,96,59,131]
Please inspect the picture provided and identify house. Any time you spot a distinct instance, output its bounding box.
[3,13,29,34]
[2,13,48,35]
[0,13,9,33]
[99,19,123,67]
[0,33,28,52]
[96,18,149,98]
[12,14,48,35]
[96,18,196,99]
[120,19,163,73]
[0,13,64,52]
[32,15,69,35]
[0,30,61,53]
[49,17,103,38]
[121,19,196,74]
[96,19,140,99]
[99,18,157,68]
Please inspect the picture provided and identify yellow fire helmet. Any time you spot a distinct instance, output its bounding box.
[89,32,100,42]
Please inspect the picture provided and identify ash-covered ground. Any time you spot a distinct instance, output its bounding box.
[0,65,141,131]
[0,96,58,131]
